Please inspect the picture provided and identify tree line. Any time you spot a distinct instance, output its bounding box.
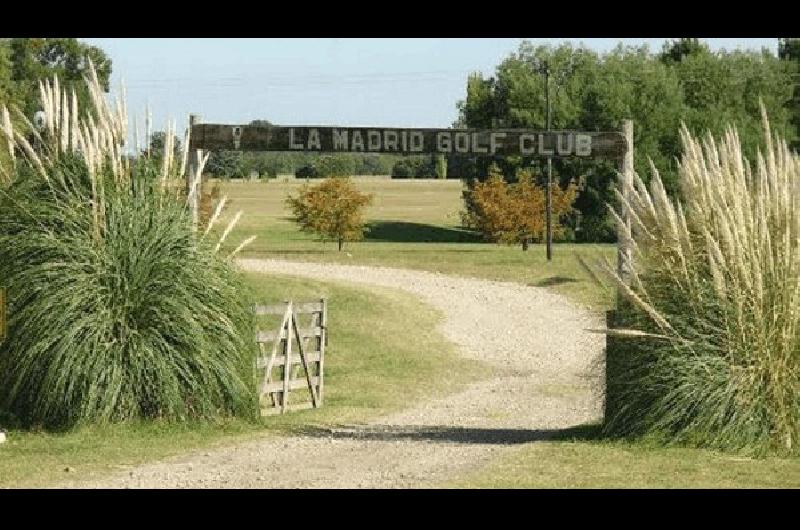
[203,129,449,180]
[5,38,800,245]
[458,38,800,242]
[0,38,113,169]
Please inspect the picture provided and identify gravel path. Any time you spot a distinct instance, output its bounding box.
[74,259,606,489]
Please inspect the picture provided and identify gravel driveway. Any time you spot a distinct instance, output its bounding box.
[73,259,606,488]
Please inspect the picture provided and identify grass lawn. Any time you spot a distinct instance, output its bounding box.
[447,430,800,488]
[0,272,486,488]
[215,179,617,311]
[6,178,797,489]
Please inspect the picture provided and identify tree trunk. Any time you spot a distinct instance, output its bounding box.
[522,238,529,251]
[338,238,343,252]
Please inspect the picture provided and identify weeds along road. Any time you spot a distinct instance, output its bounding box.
[73,259,606,488]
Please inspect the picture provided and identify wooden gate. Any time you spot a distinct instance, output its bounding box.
[255,299,327,415]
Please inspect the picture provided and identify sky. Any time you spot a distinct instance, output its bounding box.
[84,38,780,135]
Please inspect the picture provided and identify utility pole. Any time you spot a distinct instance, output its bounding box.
[544,61,553,261]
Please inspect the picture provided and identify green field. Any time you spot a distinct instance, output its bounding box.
[217,179,617,310]
[0,273,486,488]
[5,177,797,488]
[449,436,800,488]
[218,178,799,488]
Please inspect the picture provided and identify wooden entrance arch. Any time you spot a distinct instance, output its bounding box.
[186,116,634,283]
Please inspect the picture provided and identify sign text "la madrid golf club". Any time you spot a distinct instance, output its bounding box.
[190,124,628,159]
[287,128,592,156]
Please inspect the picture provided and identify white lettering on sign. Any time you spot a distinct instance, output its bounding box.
[308,129,321,150]
[289,128,303,150]
[410,131,424,152]
[557,134,573,156]
[384,130,398,151]
[368,130,381,151]
[490,132,506,155]
[351,131,365,151]
[576,134,592,156]
[455,132,470,153]
[437,132,451,152]
[520,134,536,155]
[333,129,348,150]
[197,125,615,157]
[472,132,488,154]
[538,134,554,156]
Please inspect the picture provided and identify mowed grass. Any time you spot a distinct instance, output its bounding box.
[216,179,617,311]
[0,272,486,488]
[446,430,800,488]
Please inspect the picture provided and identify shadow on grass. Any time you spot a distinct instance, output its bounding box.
[290,423,605,445]
[245,249,329,256]
[365,221,482,244]
[532,276,579,288]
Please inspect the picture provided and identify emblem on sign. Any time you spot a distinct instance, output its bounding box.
[232,126,242,150]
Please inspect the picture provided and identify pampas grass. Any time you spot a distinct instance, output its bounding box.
[604,104,800,454]
[0,63,256,427]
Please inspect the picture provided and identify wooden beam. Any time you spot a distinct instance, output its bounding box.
[257,352,322,369]
[256,327,322,343]
[263,377,320,394]
[190,124,628,159]
[617,120,634,285]
[254,301,325,315]
[281,301,293,413]
[318,298,327,406]
[186,114,202,232]
[291,308,319,408]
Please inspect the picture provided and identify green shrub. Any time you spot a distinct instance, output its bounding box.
[605,109,800,455]
[0,68,257,428]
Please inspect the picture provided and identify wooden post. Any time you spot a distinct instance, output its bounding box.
[282,301,293,414]
[318,297,326,406]
[617,120,634,286]
[544,61,553,262]
[186,114,202,231]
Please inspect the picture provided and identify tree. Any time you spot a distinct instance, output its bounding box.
[779,38,800,150]
[8,38,112,118]
[391,156,434,179]
[462,164,578,250]
[434,154,447,179]
[315,154,355,177]
[249,119,274,127]
[286,178,373,251]
[147,130,182,161]
[659,38,709,63]
[457,40,797,242]
[295,163,318,179]
[355,154,392,176]
[205,150,244,179]
[0,39,113,169]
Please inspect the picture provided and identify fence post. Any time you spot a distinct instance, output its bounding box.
[186,114,202,231]
[617,119,634,286]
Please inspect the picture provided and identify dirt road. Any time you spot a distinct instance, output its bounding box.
[74,259,606,488]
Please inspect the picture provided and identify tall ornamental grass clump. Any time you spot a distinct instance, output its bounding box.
[605,107,800,454]
[0,66,257,427]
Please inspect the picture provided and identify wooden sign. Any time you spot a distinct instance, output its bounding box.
[190,124,627,159]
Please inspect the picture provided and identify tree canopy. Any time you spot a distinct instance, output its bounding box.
[0,38,112,168]
[285,177,373,251]
[457,40,797,241]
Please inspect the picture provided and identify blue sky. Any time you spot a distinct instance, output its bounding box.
[85,38,780,134]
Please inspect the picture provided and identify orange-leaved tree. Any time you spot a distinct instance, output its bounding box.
[462,165,578,250]
[285,177,373,251]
